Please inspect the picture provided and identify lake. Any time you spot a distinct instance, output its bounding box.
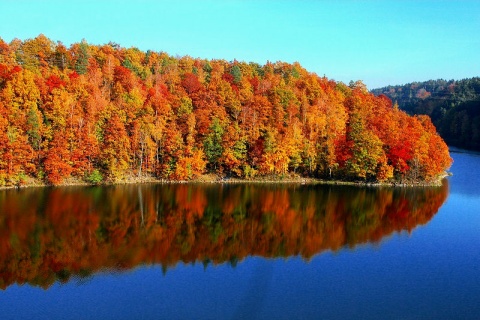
[0,150,479,319]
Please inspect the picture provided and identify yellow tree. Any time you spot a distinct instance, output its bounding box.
[100,113,131,180]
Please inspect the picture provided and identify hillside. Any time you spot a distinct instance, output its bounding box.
[0,35,451,186]
[371,78,480,150]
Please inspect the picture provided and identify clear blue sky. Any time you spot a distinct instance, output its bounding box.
[1,0,479,89]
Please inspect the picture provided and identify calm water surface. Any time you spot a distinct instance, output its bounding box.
[0,150,479,319]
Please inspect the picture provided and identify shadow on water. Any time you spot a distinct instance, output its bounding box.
[0,181,449,289]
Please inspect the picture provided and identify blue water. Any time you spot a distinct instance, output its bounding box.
[1,151,480,320]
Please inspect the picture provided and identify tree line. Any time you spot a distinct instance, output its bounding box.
[371,77,480,150]
[0,35,451,186]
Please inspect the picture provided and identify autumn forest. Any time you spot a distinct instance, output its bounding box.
[0,35,452,186]
[372,78,480,151]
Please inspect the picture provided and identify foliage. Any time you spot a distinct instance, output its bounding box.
[203,117,224,170]
[372,77,480,151]
[84,169,103,184]
[0,35,452,184]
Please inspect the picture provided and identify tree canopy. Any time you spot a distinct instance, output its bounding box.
[372,78,480,151]
[0,35,451,186]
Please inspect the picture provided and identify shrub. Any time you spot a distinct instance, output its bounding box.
[84,170,103,184]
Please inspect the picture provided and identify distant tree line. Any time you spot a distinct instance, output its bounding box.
[372,78,480,150]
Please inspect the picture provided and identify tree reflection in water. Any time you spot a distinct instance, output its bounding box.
[0,181,448,289]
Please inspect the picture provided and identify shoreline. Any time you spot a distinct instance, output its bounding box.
[0,173,449,191]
